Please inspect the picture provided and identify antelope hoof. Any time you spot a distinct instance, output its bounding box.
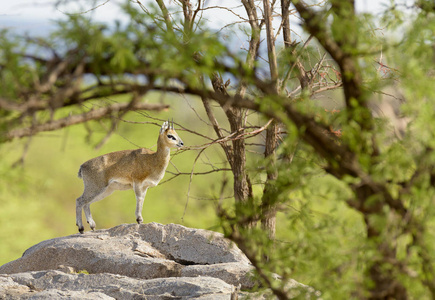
[136,218,143,224]
[78,227,84,234]
[87,220,96,231]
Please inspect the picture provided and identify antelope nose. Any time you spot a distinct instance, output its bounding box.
[179,141,184,147]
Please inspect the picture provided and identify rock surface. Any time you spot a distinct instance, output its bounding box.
[0,223,255,299]
[0,223,315,299]
[1,270,234,299]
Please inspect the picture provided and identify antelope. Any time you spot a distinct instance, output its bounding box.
[75,120,184,234]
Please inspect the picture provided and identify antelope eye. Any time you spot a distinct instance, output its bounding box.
[167,134,176,140]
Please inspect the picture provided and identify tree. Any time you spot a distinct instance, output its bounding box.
[2,0,435,298]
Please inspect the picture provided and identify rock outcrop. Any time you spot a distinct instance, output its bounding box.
[0,223,315,299]
[0,223,255,299]
[1,271,235,299]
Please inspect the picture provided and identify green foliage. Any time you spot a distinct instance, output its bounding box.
[0,30,36,100]
[3,1,435,299]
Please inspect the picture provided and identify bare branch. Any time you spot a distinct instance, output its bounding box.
[162,168,232,185]
[291,0,369,116]
[180,119,273,152]
[4,102,169,142]
[182,147,206,223]
[154,0,175,32]
[263,0,279,83]
[56,0,110,16]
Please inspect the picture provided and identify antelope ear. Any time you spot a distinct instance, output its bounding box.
[160,121,169,134]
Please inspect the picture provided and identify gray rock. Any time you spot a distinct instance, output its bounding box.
[0,276,31,299]
[0,274,114,300]
[21,290,114,300]
[0,223,255,299]
[182,262,256,289]
[0,223,318,299]
[0,231,181,279]
[0,223,248,280]
[109,222,250,265]
[2,270,233,300]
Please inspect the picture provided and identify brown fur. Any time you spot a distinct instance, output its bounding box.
[75,122,183,233]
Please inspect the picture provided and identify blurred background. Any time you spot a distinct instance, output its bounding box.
[0,0,245,265]
[0,93,230,265]
[0,0,388,276]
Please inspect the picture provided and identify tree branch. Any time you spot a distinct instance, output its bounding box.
[291,0,370,119]
[4,102,169,142]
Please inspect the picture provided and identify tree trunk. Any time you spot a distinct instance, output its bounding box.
[261,121,279,239]
[208,73,253,224]
[261,0,279,238]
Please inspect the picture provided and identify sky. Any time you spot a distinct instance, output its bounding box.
[0,0,125,34]
[0,0,392,35]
